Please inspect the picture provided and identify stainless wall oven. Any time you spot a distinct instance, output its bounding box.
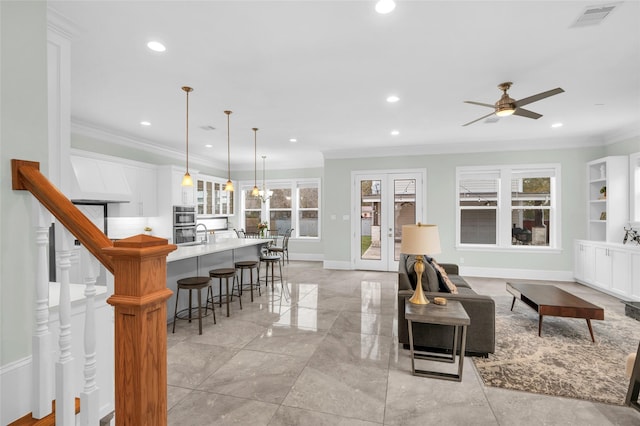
[173,205,196,244]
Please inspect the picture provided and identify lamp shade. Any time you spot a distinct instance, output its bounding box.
[400,224,442,256]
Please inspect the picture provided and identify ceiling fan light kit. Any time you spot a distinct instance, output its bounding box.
[463,81,564,126]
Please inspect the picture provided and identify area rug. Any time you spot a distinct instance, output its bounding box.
[473,295,640,405]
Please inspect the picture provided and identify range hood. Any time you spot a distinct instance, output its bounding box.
[70,155,132,203]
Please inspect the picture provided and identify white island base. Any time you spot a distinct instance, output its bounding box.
[166,238,271,324]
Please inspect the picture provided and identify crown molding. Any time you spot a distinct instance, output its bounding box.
[322,133,606,160]
[47,6,82,39]
[71,119,226,170]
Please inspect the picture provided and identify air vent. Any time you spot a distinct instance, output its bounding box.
[571,3,619,28]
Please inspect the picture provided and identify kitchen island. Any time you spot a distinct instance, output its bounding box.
[166,237,272,324]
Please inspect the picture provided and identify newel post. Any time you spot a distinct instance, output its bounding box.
[104,235,176,426]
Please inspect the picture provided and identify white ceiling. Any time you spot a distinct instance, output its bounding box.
[49,0,640,171]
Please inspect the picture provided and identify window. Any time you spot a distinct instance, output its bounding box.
[269,185,292,234]
[457,165,560,249]
[243,190,262,233]
[298,182,319,237]
[240,178,320,239]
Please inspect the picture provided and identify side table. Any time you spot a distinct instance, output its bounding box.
[405,299,470,381]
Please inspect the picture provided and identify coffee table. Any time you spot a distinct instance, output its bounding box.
[506,282,604,342]
[405,299,470,381]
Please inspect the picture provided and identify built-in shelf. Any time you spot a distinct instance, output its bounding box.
[587,156,628,242]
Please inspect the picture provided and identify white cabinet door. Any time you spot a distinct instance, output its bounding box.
[575,241,595,283]
[112,164,158,217]
[631,253,640,299]
[610,248,631,297]
[593,246,612,289]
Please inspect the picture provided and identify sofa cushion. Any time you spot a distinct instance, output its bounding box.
[431,259,459,294]
[404,255,439,292]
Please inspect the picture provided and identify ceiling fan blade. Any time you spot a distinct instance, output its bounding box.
[516,88,564,107]
[464,101,495,109]
[462,112,495,127]
[513,108,542,120]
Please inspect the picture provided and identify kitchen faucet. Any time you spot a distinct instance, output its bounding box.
[195,223,209,243]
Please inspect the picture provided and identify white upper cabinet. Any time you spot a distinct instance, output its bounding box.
[196,175,234,217]
[114,164,158,217]
[587,156,629,243]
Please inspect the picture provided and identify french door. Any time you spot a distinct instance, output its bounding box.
[353,171,424,271]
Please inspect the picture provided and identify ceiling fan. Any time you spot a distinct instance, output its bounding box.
[462,82,564,127]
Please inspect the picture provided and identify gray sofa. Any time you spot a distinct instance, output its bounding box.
[397,254,495,357]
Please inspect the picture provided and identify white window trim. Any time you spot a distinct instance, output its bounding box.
[456,164,562,251]
[239,178,321,239]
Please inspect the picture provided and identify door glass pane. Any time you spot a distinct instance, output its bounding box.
[360,180,381,260]
[394,179,416,261]
[206,181,213,215]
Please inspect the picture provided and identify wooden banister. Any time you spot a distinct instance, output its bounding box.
[105,235,175,426]
[12,158,177,424]
[11,159,114,273]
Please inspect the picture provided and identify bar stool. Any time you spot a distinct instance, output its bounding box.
[258,253,283,290]
[209,268,242,317]
[172,276,215,335]
[235,260,260,302]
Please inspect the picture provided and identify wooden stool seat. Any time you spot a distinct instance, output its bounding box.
[209,268,242,317]
[172,276,215,335]
[235,260,260,302]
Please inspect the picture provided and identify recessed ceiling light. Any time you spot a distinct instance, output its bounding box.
[205,144,213,148]
[386,95,400,103]
[551,123,563,128]
[289,138,297,143]
[375,0,396,14]
[140,121,151,126]
[147,41,166,52]
[391,130,400,136]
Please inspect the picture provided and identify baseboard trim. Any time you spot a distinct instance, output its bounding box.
[323,260,352,270]
[460,266,574,282]
[1,356,33,425]
[289,253,323,262]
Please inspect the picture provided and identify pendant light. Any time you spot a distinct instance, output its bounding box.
[223,110,234,192]
[251,128,260,196]
[258,155,273,203]
[181,86,194,186]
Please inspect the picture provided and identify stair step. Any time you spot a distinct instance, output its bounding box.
[9,398,80,426]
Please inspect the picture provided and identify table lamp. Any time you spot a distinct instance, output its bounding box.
[400,223,442,305]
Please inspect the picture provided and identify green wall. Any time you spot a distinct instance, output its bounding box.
[323,140,639,271]
[1,0,48,364]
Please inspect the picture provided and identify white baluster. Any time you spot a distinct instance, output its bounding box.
[80,247,99,426]
[56,227,75,426]
[32,201,53,418]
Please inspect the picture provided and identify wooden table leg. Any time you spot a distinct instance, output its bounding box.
[586,319,595,343]
[538,315,543,337]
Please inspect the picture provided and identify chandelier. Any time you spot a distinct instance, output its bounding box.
[258,155,273,203]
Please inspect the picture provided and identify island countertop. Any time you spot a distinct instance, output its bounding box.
[166,238,272,263]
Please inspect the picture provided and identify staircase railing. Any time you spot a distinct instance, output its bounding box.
[12,159,176,425]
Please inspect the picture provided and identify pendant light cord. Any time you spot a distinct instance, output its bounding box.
[182,86,193,173]
[225,110,232,181]
[253,128,258,187]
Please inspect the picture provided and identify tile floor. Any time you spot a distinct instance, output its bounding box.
[166,261,640,425]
